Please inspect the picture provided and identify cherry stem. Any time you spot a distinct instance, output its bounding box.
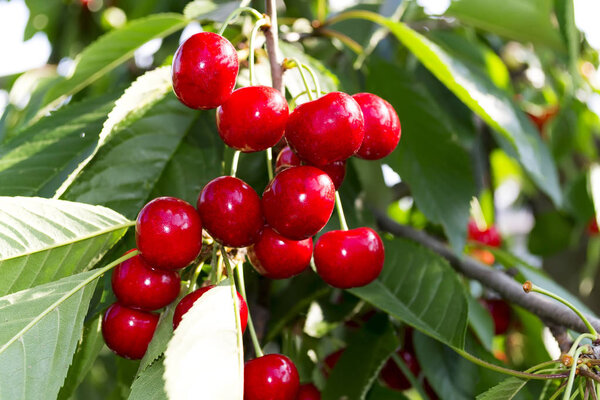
[217,6,264,36]
[209,245,218,284]
[0,249,139,355]
[220,246,245,380]
[335,191,349,231]
[564,346,590,400]
[266,148,274,181]
[230,150,241,177]
[524,281,598,338]
[569,333,597,356]
[234,260,264,357]
[284,58,318,101]
[290,89,327,108]
[187,261,204,294]
[248,17,269,86]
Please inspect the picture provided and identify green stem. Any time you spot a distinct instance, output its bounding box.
[266,147,274,181]
[286,58,315,101]
[527,282,598,337]
[187,261,204,294]
[290,90,327,108]
[248,17,269,86]
[231,150,241,177]
[221,246,245,380]
[0,250,139,355]
[318,28,363,55]
[335,191,349,231]
[569,333,597,356]
[300,62,321,99]
[217,6,264,36]
[235,260,264,357]
[564,346,589,400]
[209,245,218,284]
[549,384,567,400]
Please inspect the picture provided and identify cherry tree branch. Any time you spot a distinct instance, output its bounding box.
[264,0,283,92]
[374,210,600,334]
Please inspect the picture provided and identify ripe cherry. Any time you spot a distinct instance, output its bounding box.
[482,298,511,335]
[317,160,346,190]
[173,285,248,331]
[285,92,364,166]
[314,227,384,289]
[136,197,203,270]
[352,93,401,160]
[262,166,335,240]
[112,250,180,311]
[467,219,502,248]
[297,383,321,400]
[102,303,158,360]
[172,32,238,110]
[247,226,313,279]
[588,218,599,236]
[244,354,300,400]
[197,176,263,247]
[217,86,289,152]
[275,146,301,173]
[379,349,421,391]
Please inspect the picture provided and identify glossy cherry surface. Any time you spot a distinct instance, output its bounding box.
[172,285,248,331]
[136,197,202,270]
[467,219,502,247]
[297,383,321,400]
[482,298,511,335]
[244,354,300,400]
[316,160,346,190]
[217,86,289,152]
[380,349,421,391]
[262,166,335,240]
[353,93,401,160]
[285,92,364,166]
[197,176,263,247]
[102,303,158,360]
[275,146,301,173]
[111,251,180,311]
[315,227,384,289]
[248,226,313,279]
[172,32,238,110]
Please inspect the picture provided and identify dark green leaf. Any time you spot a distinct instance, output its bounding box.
[467,295,494,352]
[476,377,527,400]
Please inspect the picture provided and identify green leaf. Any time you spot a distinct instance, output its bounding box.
[357,13,562,206]
[476,377,527,400]
[366,61,475,253]
[0,271,99,400]
[43,13,188,108]
[129,358,167,400]
[183,0,240,21]
[322,315,399,400]
[0,196,132,296]
[467,295,494,353]
[349,238,468,348]
[62,94,198,219]
[58,313,105,400]
[0,93,116,197]
[554,0,579,75]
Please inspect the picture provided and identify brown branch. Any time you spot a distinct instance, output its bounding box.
[374,210,600,334]
[264,0,283,92]
[546,323,573,353]
[580,369,600,385]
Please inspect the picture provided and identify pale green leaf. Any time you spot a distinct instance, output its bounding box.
[183,0,241,21]
[476,377,527,400]
[129,358,168,400]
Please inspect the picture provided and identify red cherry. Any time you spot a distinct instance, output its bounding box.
[197,176,264,247]
[314,227,384,289]
[172,285,248,331]
[136,197,203,270]
[297,383,321,400]
[172,32,238,110]
[285,92,364,166]
[244,354,300,400]
[467,219,502,247]
[380,349,421,391]
[247,226,313,279]
[102,303,158,360]
[588,218,599,235]
[111,251,180,311]
[352,93,401,160]
[322,349,344,378]
[316,160,346,190]
[275,146,301,173]
[217,86,289,152]
[482,298,511,335]
[262,166,335,240]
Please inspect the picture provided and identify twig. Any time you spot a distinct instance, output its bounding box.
[264,0,283,92]
[581,369,600,385]
[374,210,600,334]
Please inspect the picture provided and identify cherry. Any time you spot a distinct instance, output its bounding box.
[285,92,364,166]
[136,197,203,270]
[172,32,238,110]
[297,383,321,400]
[314,227,384,289]
[244,354,300,400]
[275,146,301,173]
[352,93,401,160]
[588,218,599,236]
[316,160,346,190]
[467,219,502,248]
[173,285,248,331]
[102,302,158,360]
[379,349,421,391]
[262,166,335,240]
[247,226,313,279]
[197,176,263,247]
[482,298,511,335]
[111,250,180,311]
[217,86,289,152]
